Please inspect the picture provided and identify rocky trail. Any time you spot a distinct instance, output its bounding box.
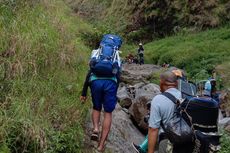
[84,64,230,153]
[83,64,162,153]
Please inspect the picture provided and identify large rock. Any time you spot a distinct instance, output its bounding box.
[219,117,230,128]
[117,86,132,108]
[117,82,146,109]
[225,125,230,133]
[106,105,145,153]
[120,64,161,85]
[219,117,230,133]
[84,104,145,153]
[129,83,160,131]
[135,83,160,100]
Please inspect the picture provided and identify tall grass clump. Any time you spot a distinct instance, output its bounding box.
[0,0,93,152]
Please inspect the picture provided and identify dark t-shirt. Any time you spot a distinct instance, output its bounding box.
[138,46,144,54]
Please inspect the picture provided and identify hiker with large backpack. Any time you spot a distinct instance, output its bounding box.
[137,43,144,65]
[148,71,182,153]
[132,69,196,153]
[147,71,220,153]
[204,78,220,104]
[80,34,122,152]
[132,69,220,153]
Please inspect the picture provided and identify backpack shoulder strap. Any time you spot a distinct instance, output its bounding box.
[160,92,180,131]
[161,92,178,105]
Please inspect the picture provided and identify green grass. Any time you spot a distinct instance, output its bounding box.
[0,0,93,152]
[137,26,230,85]
[216,62,230,88]
[220,131,230,153]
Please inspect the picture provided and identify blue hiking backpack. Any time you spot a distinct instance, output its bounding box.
[90,34,122,77]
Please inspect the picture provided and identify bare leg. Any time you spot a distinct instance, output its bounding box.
[92,109,100,132]
[98,112,112,151]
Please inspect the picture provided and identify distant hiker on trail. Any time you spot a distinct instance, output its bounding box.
[148,71,181,153]
[204,78,220,103]
[126,53,134,64]
[133,54,139,64]
[137,43,144,65]
[162,63,170,69]
[204,79,212,97]
[80,34,122,152]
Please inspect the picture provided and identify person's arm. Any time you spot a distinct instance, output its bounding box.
[148,128,159,153]
[80,70,91,101]
[148,95,162,153]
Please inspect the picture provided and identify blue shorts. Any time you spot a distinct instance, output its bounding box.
[90,80,117,113]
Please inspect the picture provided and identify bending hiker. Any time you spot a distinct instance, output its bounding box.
[132,70,182,153]
[80,34,122,152]
[204,78,219,103]
[148,72,220,153]
[137,43,144,65]
[148,71,181,153]
[204,78,217,97]
[133,54,139,64]
[204,79,212,97]
[126,53,134,64]
[133,71,220,153]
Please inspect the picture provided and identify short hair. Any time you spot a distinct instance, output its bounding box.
[160,71,178,83]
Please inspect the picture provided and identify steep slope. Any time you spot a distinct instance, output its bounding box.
[0,0,93,152]
[67,0,230,41]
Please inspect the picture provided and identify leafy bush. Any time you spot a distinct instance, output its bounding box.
[80,30,102,49]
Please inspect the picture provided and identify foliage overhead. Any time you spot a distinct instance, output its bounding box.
[67,0,230,41]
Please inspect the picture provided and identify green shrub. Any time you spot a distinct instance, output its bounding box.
[80,30,102,49]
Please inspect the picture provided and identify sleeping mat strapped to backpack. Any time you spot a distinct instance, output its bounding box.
[180,97,221,153]
[181,97,219,133]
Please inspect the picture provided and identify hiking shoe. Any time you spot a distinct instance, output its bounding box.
[91,131,99,141]
[132,142,144,153]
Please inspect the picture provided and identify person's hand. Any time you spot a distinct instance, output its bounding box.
[80,96,87,103]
